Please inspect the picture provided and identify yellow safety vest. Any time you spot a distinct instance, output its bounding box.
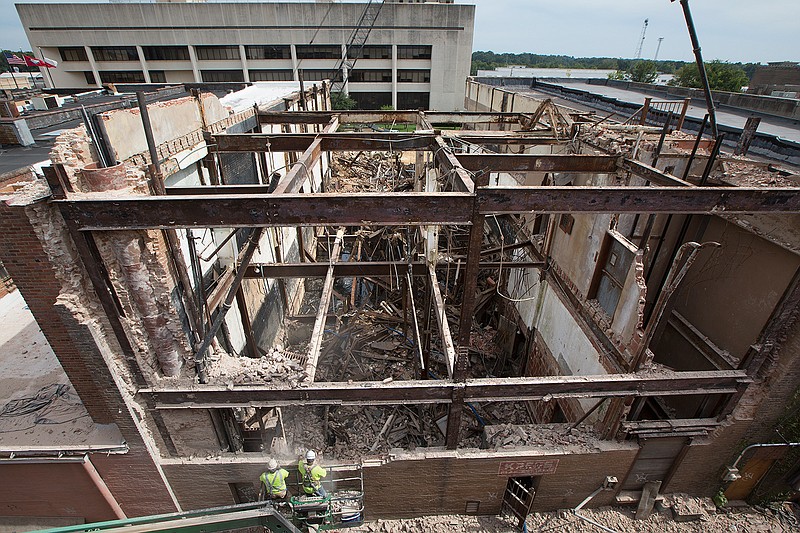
[298,460,327,494]
[260,468,288,496]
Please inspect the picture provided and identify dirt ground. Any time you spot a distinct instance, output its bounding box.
[339,503,800,533]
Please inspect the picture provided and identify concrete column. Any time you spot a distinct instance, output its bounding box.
[239,45,250,83]
[136,45,151,84]
[290,44,299,82]
[392,44,398,109]
[187,45,202,83]
[84,46,101,87]
[341,44,349,94]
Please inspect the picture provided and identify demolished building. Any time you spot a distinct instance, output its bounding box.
[0,78,799,526]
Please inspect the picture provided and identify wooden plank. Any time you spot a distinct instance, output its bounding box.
[429,263,456,378]
[306,228,344,383]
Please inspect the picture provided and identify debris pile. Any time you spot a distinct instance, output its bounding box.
[205,347,307,386]
[482,423,603,452]
[347,503,800,533]
[329,151,416,192]
[285,405,446,460]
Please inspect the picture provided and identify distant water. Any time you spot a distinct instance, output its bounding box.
[477,67,673,84]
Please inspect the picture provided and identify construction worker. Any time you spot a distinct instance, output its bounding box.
[259,458,290,502]
[298,449,328,497]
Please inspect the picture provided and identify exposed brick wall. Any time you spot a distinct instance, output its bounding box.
[0,194,178,517]
[161,447,638,517]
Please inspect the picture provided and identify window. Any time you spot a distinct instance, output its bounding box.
[349,45,391,60]
[245,45,291,60]
[398,92,430,110]
[398,69,430,83]
[348,69,392,83]
[149,70,166,83]
[350,92,392,110]
[201,70,245,83]
[249,69,293,82]
[142,46,190,61]
[99,71,146,84]
[195,46,240,61]
[559,214,574,234]
[92,46,138,62]
[589,234,636,318]
[300,69,334,82]
[397,45,431,60]
[296,45,341,60]
[59,47,87,62]
[84,71,97,85]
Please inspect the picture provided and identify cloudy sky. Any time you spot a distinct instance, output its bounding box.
[2,0,798,64]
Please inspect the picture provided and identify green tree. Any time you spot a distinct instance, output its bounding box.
[607,70,626,81]
[669,60,749,92]
[627,60,659,83]
[331,91,357,110]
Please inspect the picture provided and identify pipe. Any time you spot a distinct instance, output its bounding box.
[83,455,127,519]
[731,442,800,471]
[674,0,719,138]
[137,91,160,175]
[573,485,619,533]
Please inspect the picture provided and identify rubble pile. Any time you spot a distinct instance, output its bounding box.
[345,502,800,533]
[205,347,307,386]
[329,151,416,192]
[285,405,445,460]
[482,423,603,452]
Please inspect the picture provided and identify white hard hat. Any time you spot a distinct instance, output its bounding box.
[268,458,278,471]
[305,449,317,462]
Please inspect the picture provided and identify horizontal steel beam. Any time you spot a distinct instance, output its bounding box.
[479,186,800,214]
[211,133,432,153]
[458,154,619,173]
[244,260,545,278]
[142,370,750,408]
[619,158,694,187]
[56,193,474,230]
[257,110,527,125]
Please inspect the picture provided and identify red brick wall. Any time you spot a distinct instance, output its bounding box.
[161,447,638,517]
[0,463,116,523]
[0,197,178,518]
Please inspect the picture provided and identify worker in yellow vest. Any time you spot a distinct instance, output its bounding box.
[259,458,290,501]
[298,449,328,497]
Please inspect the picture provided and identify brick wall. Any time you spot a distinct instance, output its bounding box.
[161,446,638,517]
[0,194,178,517]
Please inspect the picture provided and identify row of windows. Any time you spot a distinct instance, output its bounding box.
[348,91,430,110]
[61,45,433,62]
[84,68,426,84]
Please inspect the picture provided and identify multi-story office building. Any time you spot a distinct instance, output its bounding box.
[16,1,475,110]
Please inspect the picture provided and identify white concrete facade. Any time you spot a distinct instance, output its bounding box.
[16,1,475,111]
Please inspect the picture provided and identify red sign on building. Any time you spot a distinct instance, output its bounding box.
[498,459,559,476]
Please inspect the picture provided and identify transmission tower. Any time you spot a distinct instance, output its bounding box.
[634,19,649,59]
[653,37,664,61]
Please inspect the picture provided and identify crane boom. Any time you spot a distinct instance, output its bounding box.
[635,18,649,59]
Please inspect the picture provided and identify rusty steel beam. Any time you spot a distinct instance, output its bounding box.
[142,370,750,408]
[273,117,338,194]
[306,228,344,382]
[210,132,433,153]
[619,159,694,187]
[479,186,800,214]
[429,263,456,378]
[257,110,527,125]
[458,154,619,173]
[433,136,475,193]
[243,260,542,279]
[444,131,563,145]
[56,192,474,230]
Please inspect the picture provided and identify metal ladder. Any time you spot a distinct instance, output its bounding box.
[329,0,385,93]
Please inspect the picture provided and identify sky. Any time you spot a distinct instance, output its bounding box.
[2,0,799,64]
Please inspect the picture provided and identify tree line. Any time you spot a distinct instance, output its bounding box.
[472,51,758,92]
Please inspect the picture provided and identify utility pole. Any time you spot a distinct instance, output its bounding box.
[654,37,664,61]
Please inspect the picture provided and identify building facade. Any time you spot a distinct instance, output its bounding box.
[16,1,475,110]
